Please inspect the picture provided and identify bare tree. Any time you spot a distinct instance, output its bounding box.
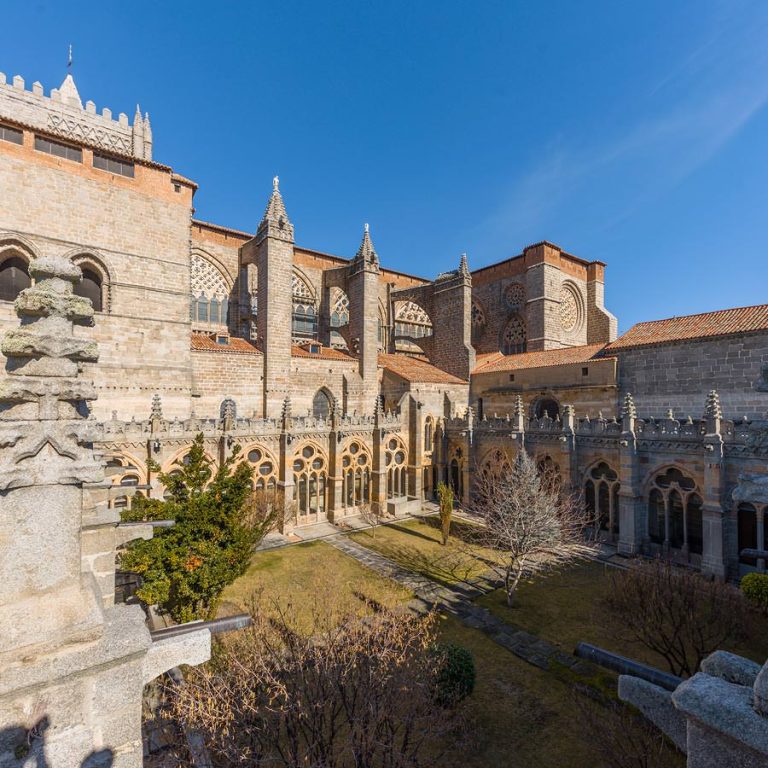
[603,558,748,677]
[469,451,595,607]
[575,693,682,768]
[172,595,467,767]
[358,501,384,539]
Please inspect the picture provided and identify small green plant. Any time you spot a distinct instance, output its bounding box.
[436,481,454,546]
[741,572,768,615]
[431,642,475,707]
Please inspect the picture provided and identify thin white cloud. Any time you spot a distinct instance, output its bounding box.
[484,5,768,242]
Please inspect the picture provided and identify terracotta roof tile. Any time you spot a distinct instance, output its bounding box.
[607,304,768,351]
[379,354,468,384]
[191,333,261,355]
[292,344,355,361]
[473,344,610,374]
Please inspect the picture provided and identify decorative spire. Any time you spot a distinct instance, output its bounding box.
[220,397,237,422]
[257,176,294,242]
[353,222,380,271]
[459,252,470,278]
[621,392,637,420]
[513,394,524,417]
[705,390,722,420]
[132,105,144,157]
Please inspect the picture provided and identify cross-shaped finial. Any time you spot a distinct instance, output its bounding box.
[273,175,279,191]
[68,44,73,68]
[364,222,369,233]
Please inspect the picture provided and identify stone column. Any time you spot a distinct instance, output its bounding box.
[617,393,644,555]
[0,255,209,767]
[371,404,388,515]
[701,391,727,578]
[278,397,296,531]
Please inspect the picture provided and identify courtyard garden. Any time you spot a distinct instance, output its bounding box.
[215,535,686,768]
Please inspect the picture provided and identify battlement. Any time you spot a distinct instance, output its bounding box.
[0,71,152,160]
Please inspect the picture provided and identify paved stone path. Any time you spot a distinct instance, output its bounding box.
[328,534,602,680]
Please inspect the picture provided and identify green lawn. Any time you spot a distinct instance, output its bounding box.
[217,537,683,767]
[477,560,768,669]
[349,516,501,586]
[218,540,412,628]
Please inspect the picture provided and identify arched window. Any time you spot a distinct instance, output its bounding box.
[0,256,30,302]
[386,437,408,500]
[738,503,758,566]
[293,444,327,520]
[329,288,350,350]
[393,301,432,355]
[647,468,701,557]
[424,417,434,452]
[341,441,371,510]
[245,446,278,509]
[501,314,526,355]
[292,273,318,341]
[312,389,333,420]
[471,299,486,344]
[585,462,620,538]
[73,267,103,312]
[535,397,560,420]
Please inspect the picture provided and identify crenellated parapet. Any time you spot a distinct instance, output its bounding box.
[0,70,153,160]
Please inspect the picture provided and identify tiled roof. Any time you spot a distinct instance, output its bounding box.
[379,354,468,384]
[292,344,355,361]
[191,333,261,355]
[607,304,768,351]
[473,344,611,374]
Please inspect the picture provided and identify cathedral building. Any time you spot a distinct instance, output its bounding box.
[1,68,768,583]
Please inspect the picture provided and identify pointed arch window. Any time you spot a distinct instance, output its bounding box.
[646,468,702,556]
[73,267,103,312]
[0,256,30,302]
[312,389,333,420]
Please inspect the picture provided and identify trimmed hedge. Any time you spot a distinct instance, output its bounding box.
[741,572,768,615]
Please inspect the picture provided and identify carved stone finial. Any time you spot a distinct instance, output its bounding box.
[281,396,292,421]
[621,393,637,420]
[459,252,470,277]
[513,394,524,417]
[150,393,163,421]
[705,390,723,420]
[220,396,237,421]
[273,175,279,191]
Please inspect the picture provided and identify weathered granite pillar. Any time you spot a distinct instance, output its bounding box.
[701,391,727,578]
[617,393,644,555]
[0,255,209,767]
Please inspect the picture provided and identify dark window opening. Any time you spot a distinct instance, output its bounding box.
[0,123,23,145]
[312,389,332,420]
[509,374,515,382]
[93,151,135,178]
[34,135,82,162]
[0,256,31,302]
[535,398,559,420]
[582,367,589,376]
[73,267,103,312]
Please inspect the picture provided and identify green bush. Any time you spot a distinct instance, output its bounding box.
[741,572,768,614]
[431,642,475,707]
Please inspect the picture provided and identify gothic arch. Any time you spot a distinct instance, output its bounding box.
[559,280,585,335]
[0,234,36,302]
[500,313,526,354]
[190,247,235,293]
[291,267,317,303]
[312,387,335,419]
[161,446,218,476]
[65,250,113,313]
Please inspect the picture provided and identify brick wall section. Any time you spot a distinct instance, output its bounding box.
[191,348,263,417]
[0,128,195,420]
[430,271,475,380]
[615,333,768,418]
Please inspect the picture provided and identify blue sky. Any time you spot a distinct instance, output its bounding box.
[2,0,767,331]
